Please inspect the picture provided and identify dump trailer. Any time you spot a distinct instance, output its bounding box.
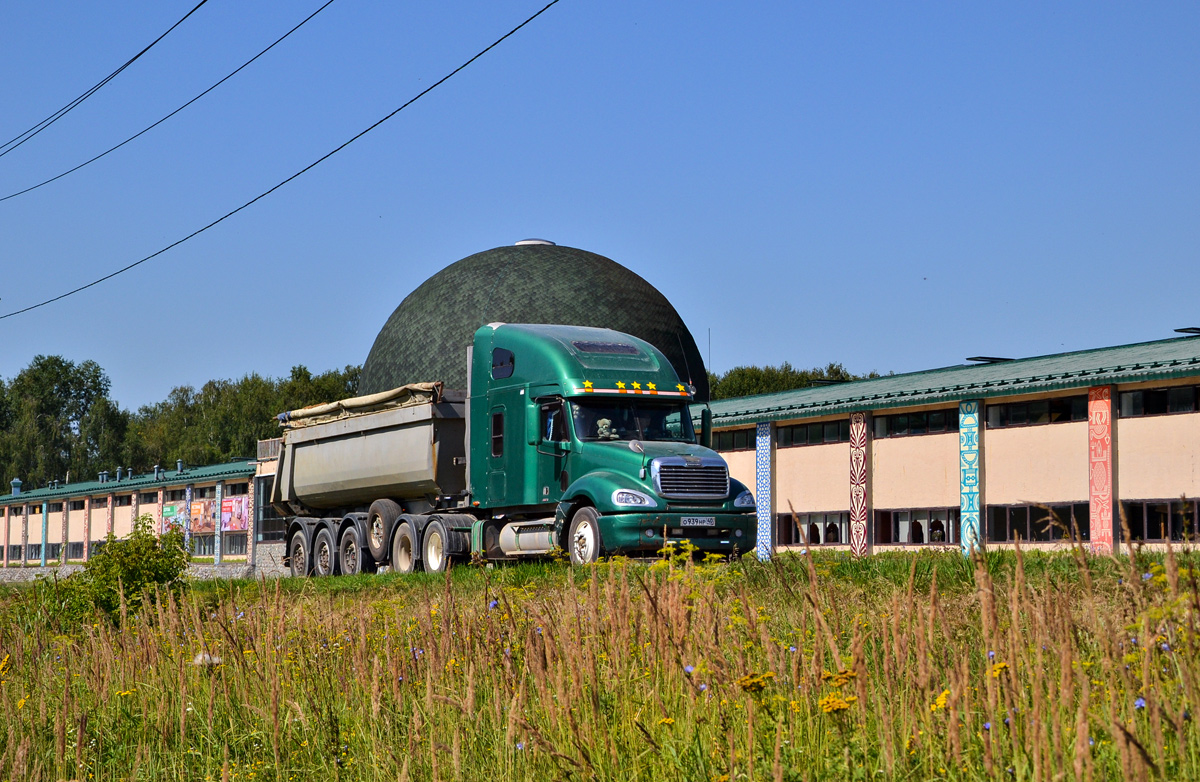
[270,323,756,578]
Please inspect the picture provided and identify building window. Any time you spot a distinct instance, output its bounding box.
[713,428,756,452]
[46,502,63,513]
[225,482,249,497]
[1120,499,1197,541]
[68,542,85,560]
[26,543,42,560]
[986,503,1089,542]
[92,496,108,508]
[875,508,960,546]
[193,486,215,499]
[223,533,248,556]
[776,420,851,448]
[69,500,85,511]
[1119,387,1198,418]
[114,495,132,507]
[255,475,286,542]
[986,395,1088,429]
[873,410,959,439]
[166,489,187,502]
[191,535,215,557]
[138,492,159,505]
[777,512,850,546]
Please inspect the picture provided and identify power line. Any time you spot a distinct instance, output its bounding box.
[0,0,337,203]
[0,0,211,160]
[0,0,563,322]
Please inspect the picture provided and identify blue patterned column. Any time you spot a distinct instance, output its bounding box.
[755,422,774,561]
[959,400,982,555]
[214,481,225,565]
[184,484,194,556]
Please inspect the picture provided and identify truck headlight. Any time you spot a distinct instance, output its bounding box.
[733,491,755,508]
[612,489,656,507]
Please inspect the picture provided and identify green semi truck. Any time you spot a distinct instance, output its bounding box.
[269,323,756,577]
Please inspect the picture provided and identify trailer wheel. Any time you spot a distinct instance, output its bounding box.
[367,499,401,564]
[392,521,419,574]
[339,526,366,576]
[313,528,337,576]
[568,507,603,565]
[422,518,451,573]
[288,534,308,578]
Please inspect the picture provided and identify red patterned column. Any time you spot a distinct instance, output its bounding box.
[106,493,115,536]
[849,412,871,557]
[1088,386,1117,553]
[61,501,69,564]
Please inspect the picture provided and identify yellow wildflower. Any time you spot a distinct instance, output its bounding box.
[930,689,950,712]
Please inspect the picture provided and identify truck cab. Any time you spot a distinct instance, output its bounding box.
[469,323,756,563]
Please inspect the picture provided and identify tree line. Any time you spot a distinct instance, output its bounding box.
[0,354,879,492]
[0,355,359,492]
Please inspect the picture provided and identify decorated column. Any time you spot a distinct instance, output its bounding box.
[131,488,140,528]
[83,496,92,562]
[60,500,69,564]
[184,484,194,556]
[959,400,983,555]
[22,504,29,566]
[849,411,872,557]
[106,493,115,536]
[3,505,9,567]
[247,477,257,566]
[214,481,225,565]
[1088,386,1118,554]
[754,422,775,561]
[40,502,48,567]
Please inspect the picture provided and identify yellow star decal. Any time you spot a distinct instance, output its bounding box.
[582,380,593,389]
[647,382,656,391]
[632,382,641,390]
[616,381,626,389]
[676,384,686,392]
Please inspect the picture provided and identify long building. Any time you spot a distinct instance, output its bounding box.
[707,334,1200,556]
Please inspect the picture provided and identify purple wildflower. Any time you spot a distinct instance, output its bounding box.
[1134,697,1146,710]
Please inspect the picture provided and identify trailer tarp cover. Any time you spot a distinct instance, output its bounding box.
[277,382,442,428]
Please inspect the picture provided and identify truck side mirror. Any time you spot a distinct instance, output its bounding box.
[700,408,712,448]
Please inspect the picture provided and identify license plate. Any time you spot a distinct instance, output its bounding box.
[680,516,716,528]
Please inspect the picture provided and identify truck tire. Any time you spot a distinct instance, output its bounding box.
[288,533,309,578]
[422,518,451,573]
[568,506,603,565]
[339,525,366,576]
[392,521,419,574]
[313,528,337,576]
[367,499,401,564]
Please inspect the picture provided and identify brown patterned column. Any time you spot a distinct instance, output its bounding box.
[22,504,29,566]
[61,501,69,564]
[84,497,92,561]
[3,506,9,567]
[157,487,164,531]
[1088,386,1118,554]
[131,488,140,529]
[849,412,872,557]
[106,493,115,536]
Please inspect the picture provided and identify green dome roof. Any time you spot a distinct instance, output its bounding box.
[360,243,709,400]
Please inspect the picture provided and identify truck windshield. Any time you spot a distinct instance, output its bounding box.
[569,399,696,443]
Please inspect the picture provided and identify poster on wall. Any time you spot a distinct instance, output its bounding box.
[161,504,188,535]
[221,497,249,532]
[191,500,217,534]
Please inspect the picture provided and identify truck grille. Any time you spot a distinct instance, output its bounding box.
[654,463,729,500]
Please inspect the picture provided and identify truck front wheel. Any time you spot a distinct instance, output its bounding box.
[568,507,603,565]
[422,519,450,573]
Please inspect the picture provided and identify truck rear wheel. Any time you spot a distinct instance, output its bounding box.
[569,507,603,565]
[288,534,308,578]
[422,518,451,573]
[392,521,419,574]
[367,499,401,564]
[339,526,366,576]
[313,528,337,576]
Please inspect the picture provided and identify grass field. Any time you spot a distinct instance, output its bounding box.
[1,545,1198,781]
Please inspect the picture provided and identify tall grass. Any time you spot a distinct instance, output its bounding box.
[0,545,1197,780]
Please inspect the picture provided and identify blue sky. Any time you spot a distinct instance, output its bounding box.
[2,1,1197,408]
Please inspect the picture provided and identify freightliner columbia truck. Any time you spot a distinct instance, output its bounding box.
[269,323,756,577]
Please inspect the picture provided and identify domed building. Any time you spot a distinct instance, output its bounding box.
[360,241,709,399]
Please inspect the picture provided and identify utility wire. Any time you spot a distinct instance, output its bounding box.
[0,0,210,160]
[0,0,563,322]
[0,0,337,203]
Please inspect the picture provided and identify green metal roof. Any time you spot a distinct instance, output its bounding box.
[0,460,256,508]
[697,336,1200,428]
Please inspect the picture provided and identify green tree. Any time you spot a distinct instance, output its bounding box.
[707,361,880,400]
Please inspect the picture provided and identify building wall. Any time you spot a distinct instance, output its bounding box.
[46,507,62,545]
[872,433,958,509]
[984,422,1088,505]
[726,450,756,497]
[67,508,87,547]
[1117,412,1200,500]
[777,443,851,514]
[113,504,134,538]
